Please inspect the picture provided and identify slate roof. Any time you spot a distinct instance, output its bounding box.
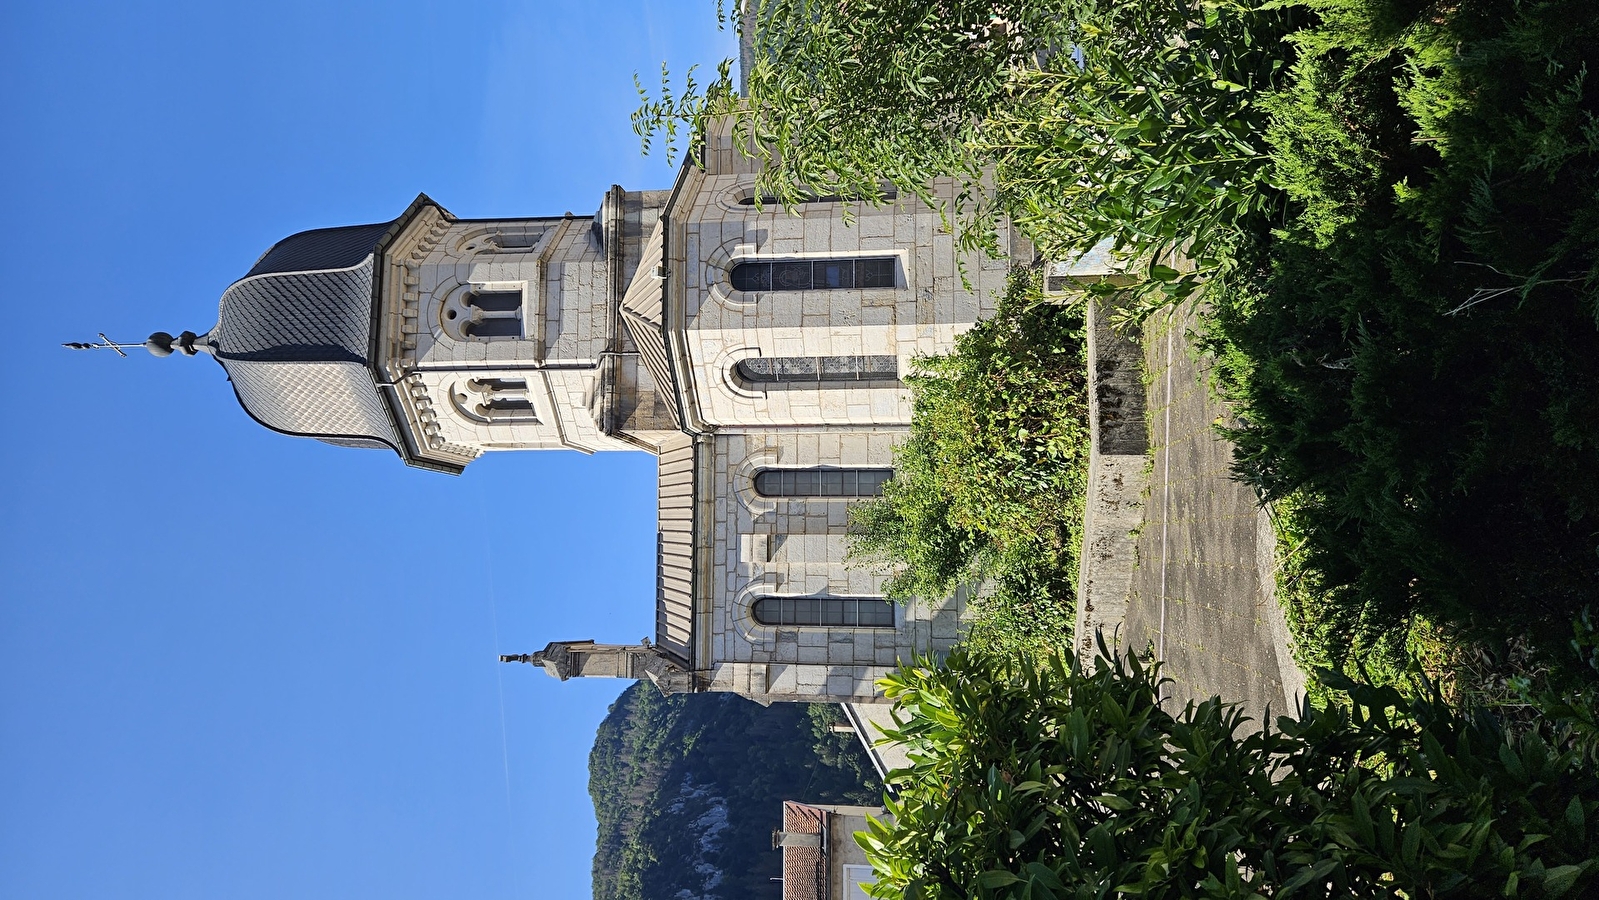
[207,218,402,452]
[655,433,696,663]
[246,221,397,278]
[213,264,375,363]
[222,358,398,449]
[619,221,680,428]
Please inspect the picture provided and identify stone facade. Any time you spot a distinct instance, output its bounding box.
[184,119,1023,704]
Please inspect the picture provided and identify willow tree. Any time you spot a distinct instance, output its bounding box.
[634,0,1297,299]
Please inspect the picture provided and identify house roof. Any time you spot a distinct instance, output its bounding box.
[782,801,828,900]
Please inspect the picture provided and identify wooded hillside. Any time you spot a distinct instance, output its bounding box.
[589,683,879,900]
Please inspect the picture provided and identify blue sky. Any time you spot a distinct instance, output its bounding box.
[0,3,736,897]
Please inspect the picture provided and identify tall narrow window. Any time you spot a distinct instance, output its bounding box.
[754,468,892,498]
[738,189,898,206]
[733,355,898,389]
[464,318,521,338]
[482,397,534,413]
[752,596,895,628]
[731,257,897,292]
[467,291,523,312]
[490,231,541,251]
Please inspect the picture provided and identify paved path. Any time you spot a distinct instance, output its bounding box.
[1121,307,1306,728]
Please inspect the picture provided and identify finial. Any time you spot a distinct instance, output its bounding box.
[64,331,206,357]
[61,333,141,357]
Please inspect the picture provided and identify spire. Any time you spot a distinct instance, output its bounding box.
[62,331,208,357]
[500,641,693,693]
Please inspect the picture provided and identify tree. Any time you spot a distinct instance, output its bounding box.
[846,268,1088,654]
[635,0,1297,304]
[859,644,1599,898]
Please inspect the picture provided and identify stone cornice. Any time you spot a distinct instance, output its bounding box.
[375,203,479,470]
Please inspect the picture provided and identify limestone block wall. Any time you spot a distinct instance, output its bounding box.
[402,218,547,368]
[705,661,897,704]
[375,198,660,460]
[541,221,610,362]
[667,172,1011,429]
[702,429,966,702]
[608,355,680,441]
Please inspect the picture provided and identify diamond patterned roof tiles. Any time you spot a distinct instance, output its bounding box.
[245,222,396,278]
[222,359,399,448]
[208,239,400,449]
[213,260,375,363]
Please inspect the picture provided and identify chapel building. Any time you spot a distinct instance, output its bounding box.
[161,124,1025,704]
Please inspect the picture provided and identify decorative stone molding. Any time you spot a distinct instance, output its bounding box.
[730,573,784,648]
[700,234,767,312]
[398,374,479,465]
[732,444,781,517]
[382,206,451,375]
[711,344,768,402]
[716,179,760,213]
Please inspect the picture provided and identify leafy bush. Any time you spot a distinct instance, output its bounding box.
[1209,0,1599,672]
[635,0,1296,301]
[847,269,1089,653]
[859,645,1599,898]
[985,0,1296,288]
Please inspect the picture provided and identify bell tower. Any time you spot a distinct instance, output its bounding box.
[372,191,681,470]
[81,189,681,474]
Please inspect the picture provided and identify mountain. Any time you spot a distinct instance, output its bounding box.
[589,683,880,900]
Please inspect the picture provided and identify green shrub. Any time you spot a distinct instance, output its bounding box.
[1210,0,1599,672]
[847,269,1089,653]
[635,0,1297,304]
[638,0,1599,687]
[860,644,1599,898]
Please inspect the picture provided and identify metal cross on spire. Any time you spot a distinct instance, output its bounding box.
[62,331,204,357]
[61,333,143,357]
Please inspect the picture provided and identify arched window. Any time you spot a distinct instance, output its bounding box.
[733,355,898,388]
[754,468,892,498]
[751,596,895,628]
[451,377,538,424]
[731,257,897,292]
[738,189,897,206]
[459,289,524,339]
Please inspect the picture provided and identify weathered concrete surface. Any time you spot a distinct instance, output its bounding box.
[1122,307,1307,728]
[1075,295,1151,661]
[842,702,912,782]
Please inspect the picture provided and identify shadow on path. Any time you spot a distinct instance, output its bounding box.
[1121,306,1307,728]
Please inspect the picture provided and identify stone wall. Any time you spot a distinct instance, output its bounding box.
[700,429,966,702]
